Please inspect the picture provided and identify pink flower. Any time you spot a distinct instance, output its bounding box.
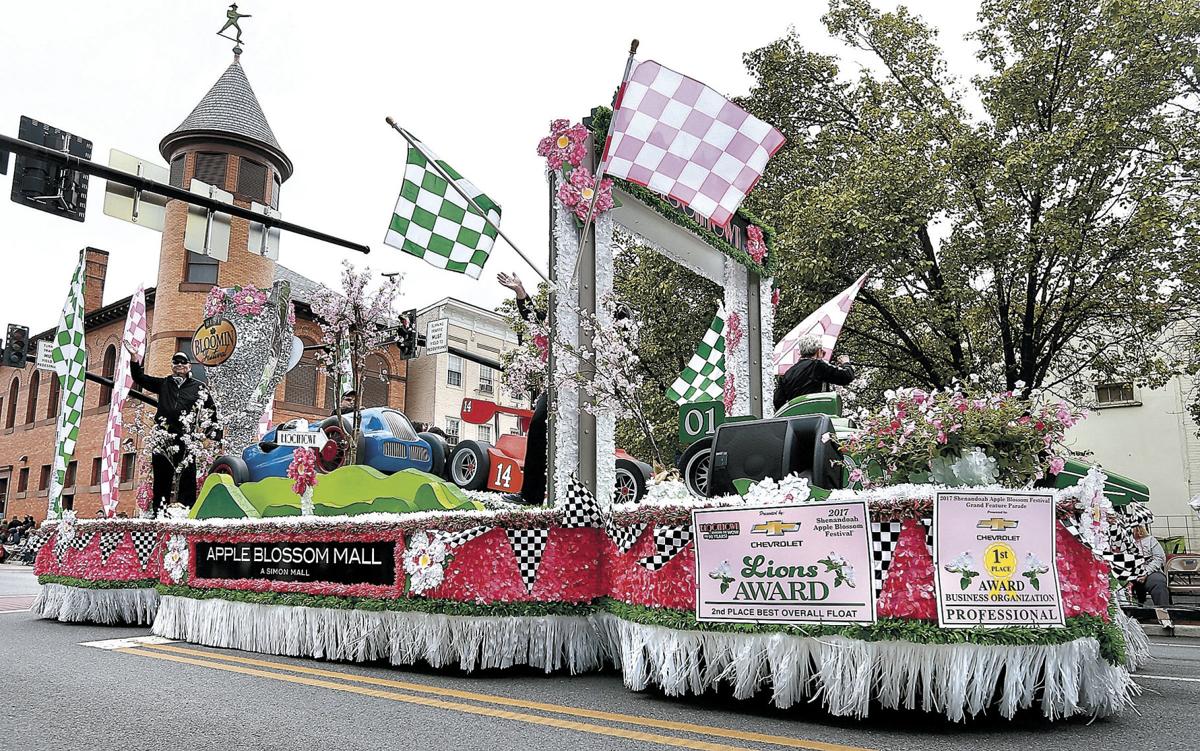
[849,468,864,483]
[203,287,226,319]
[537,119,589,169]
[911,389,928,405]
[936,430,947,444]
[725,312,743,349]
[287,302,296,327]
[723,374,737,414]
[1049,456,1066,475]
[533,334,549,363]
[746,225,767,265]
[231,284,267,316]
[557,168,614,220]
[771,288,781,308]
[287,448,318,495]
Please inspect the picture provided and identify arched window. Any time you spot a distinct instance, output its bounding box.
[5,377,18,429]
[284,340,318,407]
[99,345,116,405]
[362,355,390,408]
[46,374,60,420]
[25,372,39,425]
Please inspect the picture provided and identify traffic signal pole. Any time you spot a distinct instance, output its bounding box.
[0,133,370,255]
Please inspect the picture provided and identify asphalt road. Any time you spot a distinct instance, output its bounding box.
[2,565,1198,751]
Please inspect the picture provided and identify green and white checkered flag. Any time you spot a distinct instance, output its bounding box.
[666,304,726,405]
[49,251,88,518]
[384,137,501,280]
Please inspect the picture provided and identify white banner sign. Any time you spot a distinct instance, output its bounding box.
[425,318,449,356]
[276,430,321,448]
[36,340,55,370]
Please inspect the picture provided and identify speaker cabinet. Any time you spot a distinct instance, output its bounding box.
[707,415,843,497]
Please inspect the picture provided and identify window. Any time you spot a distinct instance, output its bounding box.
[90,457,102,487]
[1095,382,1137,406]
[193,152,228,188]
[46,374,59,419]
[286,353,319,407]
[271,173,281,209]
[361,354,390,408]
[18,468,29,493]
[237,158,268,201]
[100,345,116,405]
[477,424,492,443]
[445,417,461,445]
[25,372,39,424]
[185,251,219,284]
[479,365,494,395]
[120,453,136,484]
[65,460,77,489]
[169,155,186,188]
[447,354,463,387]
[5,377,18,429]
[39,465,50,491]
[175,338,207,383]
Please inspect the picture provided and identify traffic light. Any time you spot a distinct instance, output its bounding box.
[3,324,29,368]
[397,309,419,360]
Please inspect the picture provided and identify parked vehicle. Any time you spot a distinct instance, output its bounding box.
[208,408,449,484]
[447,397,653,502]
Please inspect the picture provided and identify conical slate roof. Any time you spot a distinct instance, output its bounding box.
[160,59,293,179]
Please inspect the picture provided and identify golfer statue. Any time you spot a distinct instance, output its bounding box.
[217,4,251,46]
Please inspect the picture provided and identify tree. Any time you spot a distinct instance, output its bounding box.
[739,0,1200,402]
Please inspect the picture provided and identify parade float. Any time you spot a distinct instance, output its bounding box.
[30,55,1157,724]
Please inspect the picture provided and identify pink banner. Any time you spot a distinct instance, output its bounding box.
[933,491,1064,628]
[692,501,876,625]
[100,286,147,517]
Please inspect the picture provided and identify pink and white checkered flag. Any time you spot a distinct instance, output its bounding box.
[602,59,785,228]
[256,401,273,439]
[100,285,147,517]
[773,272,869,376]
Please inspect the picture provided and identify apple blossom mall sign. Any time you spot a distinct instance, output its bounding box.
[194,541,395,585]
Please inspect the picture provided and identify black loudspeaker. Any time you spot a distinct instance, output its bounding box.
[707,415,843,497]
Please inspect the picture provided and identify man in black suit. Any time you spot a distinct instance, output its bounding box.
[131,352,220,511]
[773,335,856,412]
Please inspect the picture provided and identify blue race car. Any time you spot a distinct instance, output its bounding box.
[208,408,449,484]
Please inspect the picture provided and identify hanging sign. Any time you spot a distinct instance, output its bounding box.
[191,319,238,366]
[426,318,449,355]
[692,500,876,625]
[933,490,1064,628]
[36,340,55,370]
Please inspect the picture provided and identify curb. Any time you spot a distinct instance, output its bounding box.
[1141,623,1200,638]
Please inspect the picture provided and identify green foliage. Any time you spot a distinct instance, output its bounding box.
[39,574,159,590]
[738,0,1200,403]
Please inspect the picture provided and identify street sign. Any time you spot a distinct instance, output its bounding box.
[247,201,281,259]
[9,116,91,222]
[277,430,321,448]
[184,179,232,260]
[36,340,54,370]
[103,149,168,231]
[426,318,449,355]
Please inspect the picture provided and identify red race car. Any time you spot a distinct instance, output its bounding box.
[447,397,653,503]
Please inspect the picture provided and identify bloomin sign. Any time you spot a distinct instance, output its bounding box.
[933,491,1064,628]
[192,319,237,366]
[692,501,876,625]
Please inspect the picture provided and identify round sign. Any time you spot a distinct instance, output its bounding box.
[192,319,238,366]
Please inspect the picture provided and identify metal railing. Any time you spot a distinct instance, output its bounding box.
[1156,514,1200,553]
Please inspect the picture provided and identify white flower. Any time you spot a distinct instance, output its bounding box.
[164,534,189,583]
[884,389,897,401]
[1022,551,1049,575]
[403,531,449,594]
[842,565,856,586]
[56,510,77,543]
[1014,379,1026,389]
[710,561,734,579]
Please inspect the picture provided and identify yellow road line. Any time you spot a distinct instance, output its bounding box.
[140,642,870,751]
[117,647,755,751]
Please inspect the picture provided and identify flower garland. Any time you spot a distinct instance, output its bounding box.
[746,225,767,265]
[537,119,617,225]
[287,448,319,516]
[204,284,268,319]
[163,534,189,584]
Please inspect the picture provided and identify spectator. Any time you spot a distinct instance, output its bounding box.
[1132,525,1170,607]
[773,335,855,412]
[498,271,547,505]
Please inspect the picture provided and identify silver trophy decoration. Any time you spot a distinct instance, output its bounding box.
[201,280,297,453]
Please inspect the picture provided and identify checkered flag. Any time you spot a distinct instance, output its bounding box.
[505,528,550,592]
[53,532,71,562]
[560,475,605,529]
[49,250,88,518]
[919,517,934,555]
[637,524,694,571]
[666,304,726,405]
[774,273,869,375]
[870,521,904,596]
[1119,502,1154,528]
[605,521,647,554]
[99,531,125,563]
[436,526,492,549]
[603,60,785,227]
[68,531,93,551]
[384,136,501,280]
[100,285,147,517]
[130,530,160,569]
[27,532,51,556]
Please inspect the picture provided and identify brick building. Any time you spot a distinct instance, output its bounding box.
[0,56,406,521]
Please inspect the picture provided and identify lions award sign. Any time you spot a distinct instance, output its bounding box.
[692,501,876,625]
[192,319,237,366]
[933,491,1064,628]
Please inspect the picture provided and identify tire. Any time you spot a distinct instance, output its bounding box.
[678,438,713,498]
[419,432,448,477]
[614,458,648,504]
[449,441,491,491]
[208,455,249,485]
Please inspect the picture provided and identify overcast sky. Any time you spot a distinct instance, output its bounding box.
[0,0,984,334]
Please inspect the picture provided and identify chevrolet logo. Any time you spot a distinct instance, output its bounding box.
[977,517,1018,531]
[751,521,801,536]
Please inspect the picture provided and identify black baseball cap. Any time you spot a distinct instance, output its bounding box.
[172,352,189,364]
